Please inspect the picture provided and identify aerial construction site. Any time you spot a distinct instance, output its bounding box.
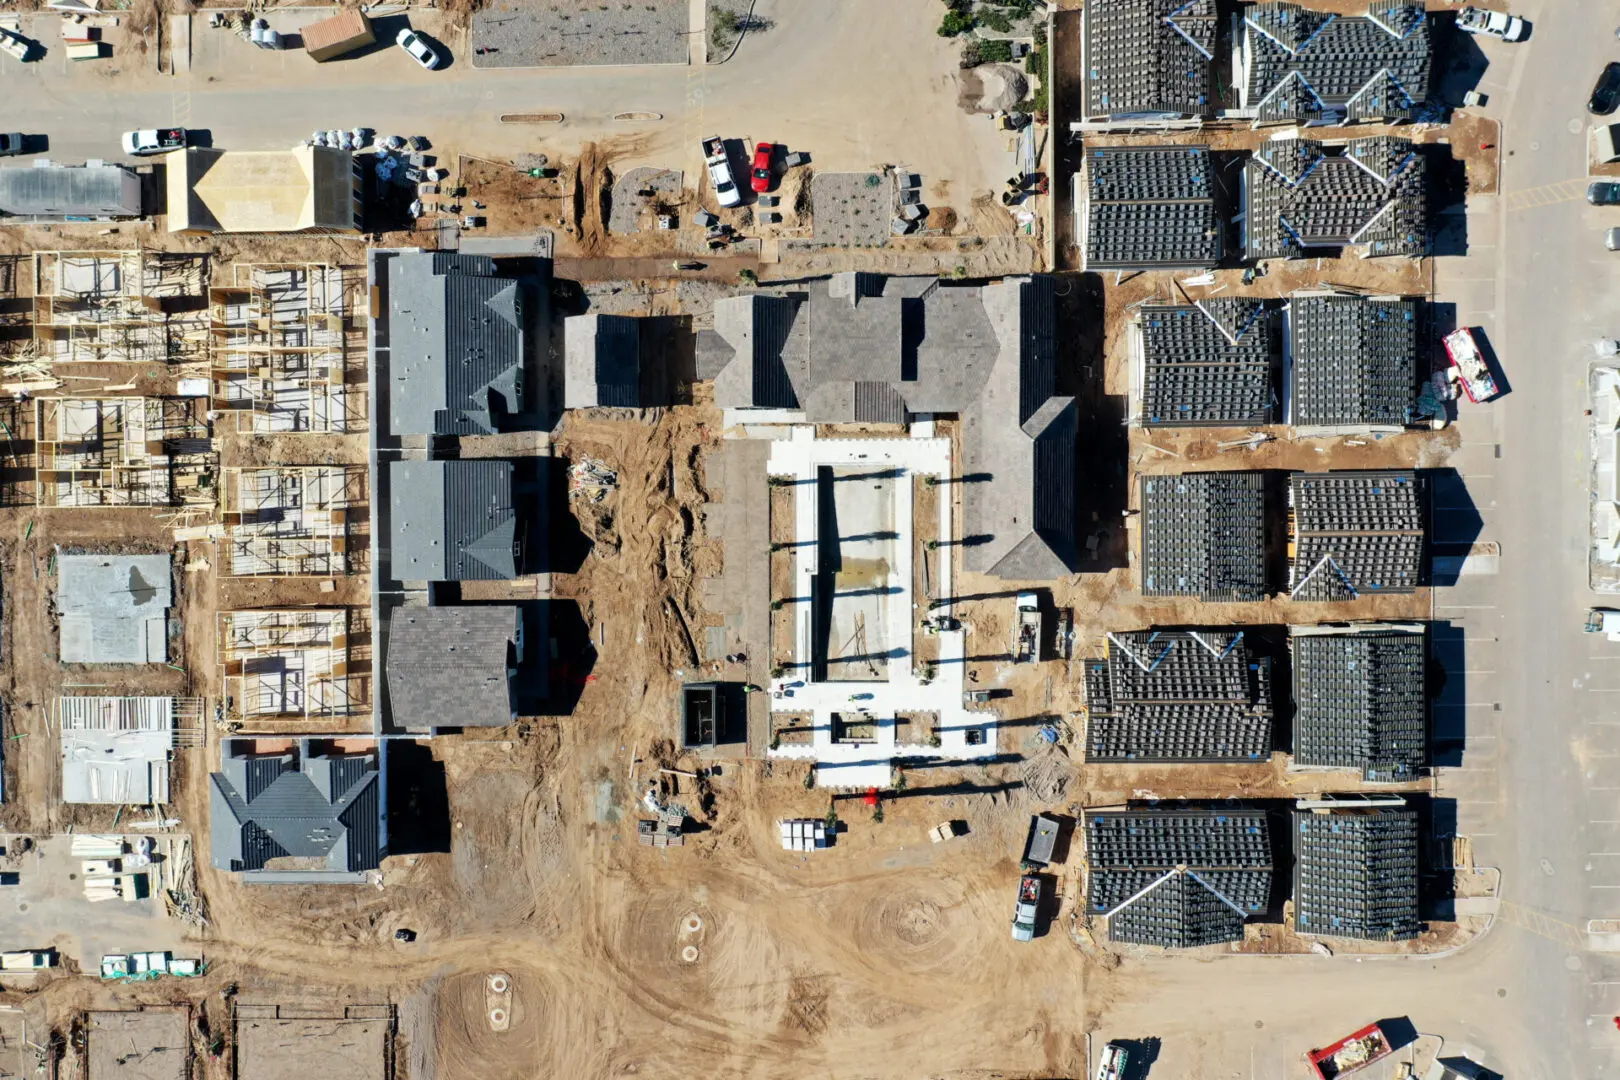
[0,0,1560,1078]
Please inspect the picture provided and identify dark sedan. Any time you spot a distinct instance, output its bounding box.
[1590,181,1620,206]
[1592,61,1620,114]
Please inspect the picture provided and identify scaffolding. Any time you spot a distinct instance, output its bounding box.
[33,396,215,508]
[31,251,209,367]
[209,263,366,433]
[219,609,366,725]
[220,465,365,576]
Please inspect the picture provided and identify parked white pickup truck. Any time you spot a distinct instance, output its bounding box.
[1457,6,1526,41]
[701,136,742,208]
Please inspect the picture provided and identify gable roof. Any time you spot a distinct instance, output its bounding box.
[1085,630,1273,762]
[1292,626,1426,779]
[1082,0,1216,121]
[1239,2,1431,124]
[1087,809,1273,947]
[0,163,142,218]
[166,146,357,234]
[386,253,527,435]
[208,746,380,874]
[1139,471,1268,601]
[1244,137,1427,260]
[386,606,521,729]
[1289,470,1423,600]
[564,313,643,409]
[389,459,518,581]
[712,274,1077,580]
[1287,294,1420,426]
[1083,146,1223,270]
[1293,807,1421,940]
[1138,299,1277,426]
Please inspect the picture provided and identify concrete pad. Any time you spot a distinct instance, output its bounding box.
[88,1009,190,1080]
[820,467,898,682]
[57,555,172,665]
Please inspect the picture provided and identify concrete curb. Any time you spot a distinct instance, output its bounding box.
[706,0,758,66]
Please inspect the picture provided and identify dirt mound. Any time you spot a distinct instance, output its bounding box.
[960,64,1028,114]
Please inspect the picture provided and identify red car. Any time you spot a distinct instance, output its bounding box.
[750,142,775,193]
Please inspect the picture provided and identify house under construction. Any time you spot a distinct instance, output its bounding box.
[219,609,368,729]
[33,396,214,509]
[221,466,366,576]
[31,251,208,367]
[209,263,365,433]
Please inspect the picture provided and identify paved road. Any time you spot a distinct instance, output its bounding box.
[0,0,1017,229]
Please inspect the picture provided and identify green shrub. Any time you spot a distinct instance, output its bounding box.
[1025,44,1046,75]
[978,38,1013,62]
[979,8,1012,32]
[938,9,975,36]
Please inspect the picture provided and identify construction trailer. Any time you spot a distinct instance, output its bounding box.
[33,396,214,509]
[300,9,374,61]
[218,609,366,728]
[221,465,365,576]
[209,263,365,433]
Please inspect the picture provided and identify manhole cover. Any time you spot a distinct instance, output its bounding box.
[680,945,700,963]
[1570,117,1586,135]
[682,914,703,934]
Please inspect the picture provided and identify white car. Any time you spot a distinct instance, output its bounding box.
[120,128,186,156]
[396,28,440,70]
[1457,6,1526,42]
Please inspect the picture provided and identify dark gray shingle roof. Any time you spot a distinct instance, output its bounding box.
[1084,146,1222,270]
[1085,630,1273,762]
[1240,3,1431,124]
[386,606,521,729]
[1087,810,1273,948]
[389,459,518,582]
[1244,137,1426,260]
[1288,295,1420,427]
[209,747,380,874]
[1289,471,1423,601]
[564,313,642,408]
[1293,807,1421,940]
[1082,0,1216,121]
[1139,299,1277,426]
[1140,471,1267,601]
[387,253,527,435]
[712,275,1076,581]
[1292,628,1426,779]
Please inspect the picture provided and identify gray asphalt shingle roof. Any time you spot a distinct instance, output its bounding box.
[386,253,527,435]
[1239,3,1431,124]
[564,313,642,408]
[209,746,380,874]
[1087,810,1273,948]
[386,606,520,729]
[389,459,518,581]
[1082,0,1216,121]
[711,274,1076,580]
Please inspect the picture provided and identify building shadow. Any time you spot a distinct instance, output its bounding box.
[538,597,595,715]
[1426,144,1470,258]
[538,456,591,574]
[1376,1016,1420,1053]
[1434,16,1493,106]
[1418,794,1458,921]
[1427,467,1485,585]
[1114,1037,1162,1080]
[384,738,451,854]
[1058,272,1127,571]
[1427,620,1467,768]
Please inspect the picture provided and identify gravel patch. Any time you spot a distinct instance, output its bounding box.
[472,0,689,68]
[609,168,684,234]
[810,172,894,248]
